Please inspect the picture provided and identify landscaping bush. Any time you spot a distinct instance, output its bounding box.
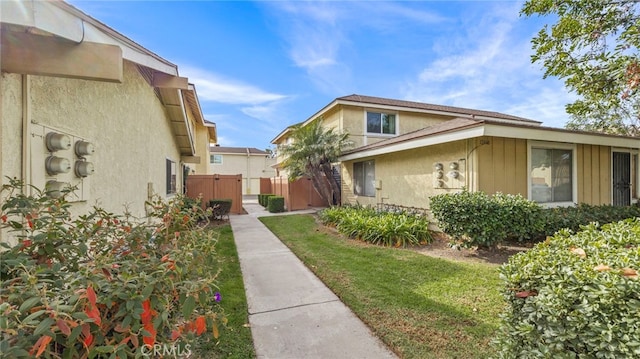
[318,205,432,247]
[0,178,223,358]
[259,194,275,207]
[541,203,640,237]
[267,196,285,213]
[494,218,640,358]
[430,191,543,248]
[430,190,640,248]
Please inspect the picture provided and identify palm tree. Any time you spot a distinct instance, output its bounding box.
[279,119,353,206]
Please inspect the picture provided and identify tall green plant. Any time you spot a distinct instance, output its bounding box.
[279,119,353,205]
[0,179,223,358]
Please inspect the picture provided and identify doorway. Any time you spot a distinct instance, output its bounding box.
[612,152,631,206]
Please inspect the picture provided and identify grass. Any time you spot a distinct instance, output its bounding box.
[260,215,503,359]
[195,225,256,359]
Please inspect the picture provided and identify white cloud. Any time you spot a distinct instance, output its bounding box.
[179,66,287,105]
[264,1,448,94]
[403,3,575,127]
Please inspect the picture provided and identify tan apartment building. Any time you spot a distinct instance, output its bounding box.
[208,146,276,195]
[272,94,640,210]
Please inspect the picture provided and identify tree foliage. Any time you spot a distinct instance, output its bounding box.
[279,119,352,206]
[522,0,639,136]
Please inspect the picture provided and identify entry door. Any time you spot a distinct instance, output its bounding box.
[613,152,631,206]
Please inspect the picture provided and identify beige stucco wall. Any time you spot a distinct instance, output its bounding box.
[192,125,211,174]
[341,141,468,209]
[339,105,455,148]
[1,61,183,219]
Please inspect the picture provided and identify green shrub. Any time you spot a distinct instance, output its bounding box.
[430,191,543,248]
[0,179,223,358]
[494,218,640,358]
[430,190,640,248]
[541,203,640,237]
[260,194,275,207]
[318,205,432,247]
[267,196,285,213]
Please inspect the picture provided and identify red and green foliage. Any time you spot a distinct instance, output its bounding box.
[0,178,223,358]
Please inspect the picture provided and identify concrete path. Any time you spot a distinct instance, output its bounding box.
[230,200,397,359]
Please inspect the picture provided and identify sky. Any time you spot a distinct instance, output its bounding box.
[70,0,575,151]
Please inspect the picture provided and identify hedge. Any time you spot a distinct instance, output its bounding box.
[494,218,640,358]
[430,190,640,248]
[267,196,285,213]
[259,194,275,207]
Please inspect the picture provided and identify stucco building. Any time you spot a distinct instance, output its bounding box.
[208,146,276,195]
[1,0,216,241]
[272,94,640,210]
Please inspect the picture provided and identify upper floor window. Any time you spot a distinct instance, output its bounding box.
[366,112,396,135]
[530,145,574,204]
[210,154,223,164]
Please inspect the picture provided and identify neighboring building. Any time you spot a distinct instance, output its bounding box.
[0,0,216,237]
[272,94,640,209]
[209,146,276,195]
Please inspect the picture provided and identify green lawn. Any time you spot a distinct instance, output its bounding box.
[195,225,256,359]
[260,215,503,359]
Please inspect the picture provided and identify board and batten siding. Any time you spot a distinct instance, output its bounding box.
[576,144,611,205]
[477,137,612,205]
[476,137,528,197]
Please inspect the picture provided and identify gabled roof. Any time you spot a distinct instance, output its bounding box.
[211,147,269,155]
[337,94,541,124]
[340,118,640,162]
[271,94,542,144]
[1,0,209,157]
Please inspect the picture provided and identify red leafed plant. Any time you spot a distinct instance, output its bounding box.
[0,178,222,358]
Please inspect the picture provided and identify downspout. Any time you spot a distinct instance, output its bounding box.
[246,148,250,194]
[22,74,31,189]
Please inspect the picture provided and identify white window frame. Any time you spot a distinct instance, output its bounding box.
[527,141,577,207]
[364,109,398,137]
[612,147,640,204]
[210,154,223,165]
[353,160,376,197]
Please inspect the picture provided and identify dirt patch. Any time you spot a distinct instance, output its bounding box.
[410,232,536,265]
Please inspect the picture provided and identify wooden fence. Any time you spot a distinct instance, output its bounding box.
[268,176,328,211]
[185,174,243,214]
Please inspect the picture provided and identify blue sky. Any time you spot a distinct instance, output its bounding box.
[70,0,574,151]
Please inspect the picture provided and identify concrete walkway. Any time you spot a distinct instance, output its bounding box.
[229,199,397,359]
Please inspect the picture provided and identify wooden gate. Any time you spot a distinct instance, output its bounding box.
[186,174,243,214]
[270,176,328,211]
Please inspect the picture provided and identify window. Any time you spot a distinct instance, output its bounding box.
[354,160,375,197]
[366,111,396,135]
[210,154,223,164]
[530,147,573,203]
[166,159,176,195]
